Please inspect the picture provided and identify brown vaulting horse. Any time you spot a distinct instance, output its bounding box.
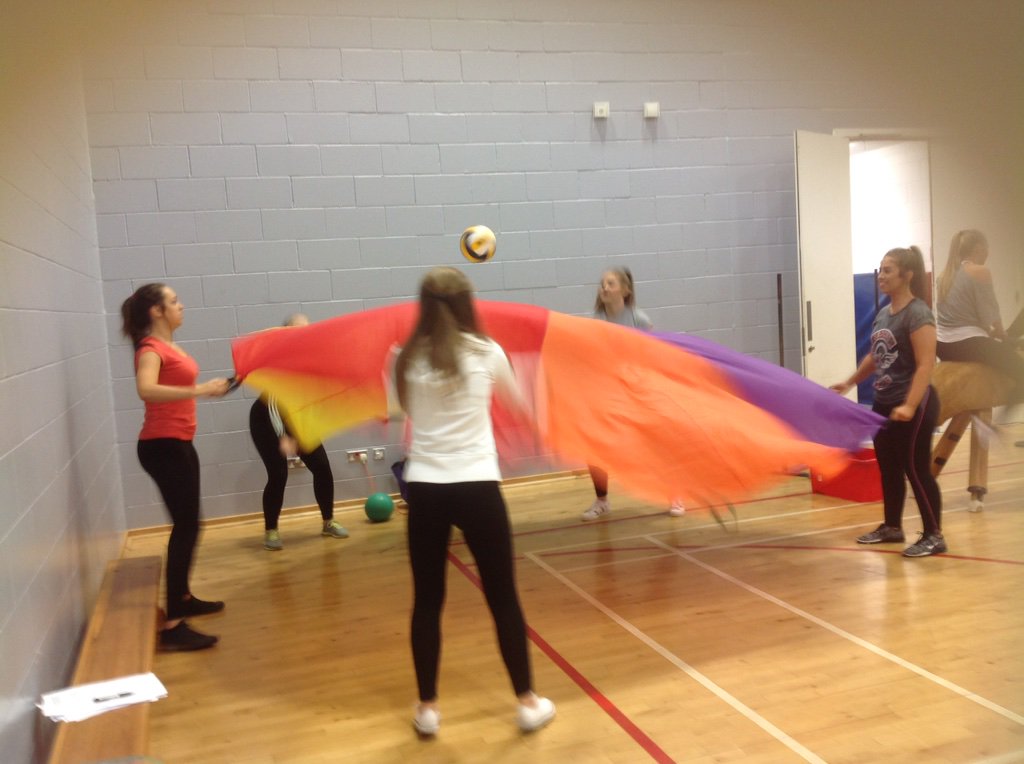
[930,361,1015,511]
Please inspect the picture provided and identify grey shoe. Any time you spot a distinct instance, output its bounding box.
[856,524,905,544]
[264,530,283,551]
[322,519,349,539]
[902,532,947,558]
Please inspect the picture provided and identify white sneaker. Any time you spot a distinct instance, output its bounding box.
[582,498,610,521]
[413,705,440,735]
[668,500,686,517]
[517,695,555,732]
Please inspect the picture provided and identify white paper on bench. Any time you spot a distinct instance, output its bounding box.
[38,673,167,722]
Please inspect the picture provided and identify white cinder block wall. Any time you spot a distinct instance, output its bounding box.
[85,1,933,525]
[0,28,125,764]
[2,1,1022,760]
[83,1,1023,525]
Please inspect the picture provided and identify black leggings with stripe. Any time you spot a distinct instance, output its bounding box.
[407,481,532,701]
[872,386,942,535]
[249,399,334,530]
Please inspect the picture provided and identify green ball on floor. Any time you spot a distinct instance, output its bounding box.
[364,492,395,522]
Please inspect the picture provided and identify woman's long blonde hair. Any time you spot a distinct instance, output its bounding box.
[395,267,486,411]
[937,229,987,304]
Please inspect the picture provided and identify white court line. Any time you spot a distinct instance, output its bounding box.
[529,498,868,556]
[528,479,1024,561]
[644,536,1024,727]
[968,750,1024,764]
[526,550,829,764]
[553,551,678,575]
[525,472,1024,757]
[544,494,1022,575]
[528,471,1024,553]
[691,494,1023,554]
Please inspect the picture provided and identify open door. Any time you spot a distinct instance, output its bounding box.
[794,130,857,393]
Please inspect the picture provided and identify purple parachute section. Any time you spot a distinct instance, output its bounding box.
[652,331,883,451]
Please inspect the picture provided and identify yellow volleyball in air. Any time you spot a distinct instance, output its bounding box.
[459,225,497,263]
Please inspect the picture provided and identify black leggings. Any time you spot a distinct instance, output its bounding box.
[249,400,334,530]
[407,481,532,701]
[137,438,202,620]
[872,387,942,535]
[588,465,608,498]
[937,336,1024,399]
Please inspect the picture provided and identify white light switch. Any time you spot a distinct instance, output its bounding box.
[593,101,610,119]
[643,101,660,119]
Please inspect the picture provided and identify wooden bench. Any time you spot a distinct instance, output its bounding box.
[48,555,162,764]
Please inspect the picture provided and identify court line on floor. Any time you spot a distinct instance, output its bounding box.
[475,470,1022,757]
[969,750,1024,764]
[505,496,868,555]
[680,494,1023,565]
[644,535,1024,727]
[714,544,1024,566]
[524,478,1023,562]
[452,468,1023,555]
[688,491,1022,555]
[510,489,1023,576]
[537,526,1024,573]
[446,550,677,764]
[523,550,828,764]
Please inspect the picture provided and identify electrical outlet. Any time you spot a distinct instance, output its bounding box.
[372,448,386,461]
[346,449,367,463]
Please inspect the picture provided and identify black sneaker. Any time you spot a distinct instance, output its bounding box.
[160,622,219,651]
[179,596,225,617]
[856,524,905,544]
[902,532,947,558]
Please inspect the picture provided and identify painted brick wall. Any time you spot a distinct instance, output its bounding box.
[78,1,1023,522]
[0,24,124,762]
[2,4,1021,760]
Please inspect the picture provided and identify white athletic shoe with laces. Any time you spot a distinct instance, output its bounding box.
[581,498,610,521]
[413,705,440,735]
[517,695,556,732]
[668,500,686,517]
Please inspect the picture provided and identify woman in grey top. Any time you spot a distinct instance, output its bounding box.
[935,229,1023,398]
[832,247,945,557]
[581,268,686,520]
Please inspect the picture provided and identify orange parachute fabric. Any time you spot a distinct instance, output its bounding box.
[536,311,849,505]
[232,301,852,507]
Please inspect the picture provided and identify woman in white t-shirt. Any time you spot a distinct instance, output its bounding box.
[394,267,555,737]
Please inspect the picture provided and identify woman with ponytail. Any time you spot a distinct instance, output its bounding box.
[582,267,686,520]
[832,247,946,558]
[935,229,1023,399]
[121,283,230,650]
[395,267,555,737]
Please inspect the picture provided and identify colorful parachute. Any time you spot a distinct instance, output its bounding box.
[231,301,882,507]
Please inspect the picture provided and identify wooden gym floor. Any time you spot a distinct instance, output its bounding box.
[124,424,1024,763]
